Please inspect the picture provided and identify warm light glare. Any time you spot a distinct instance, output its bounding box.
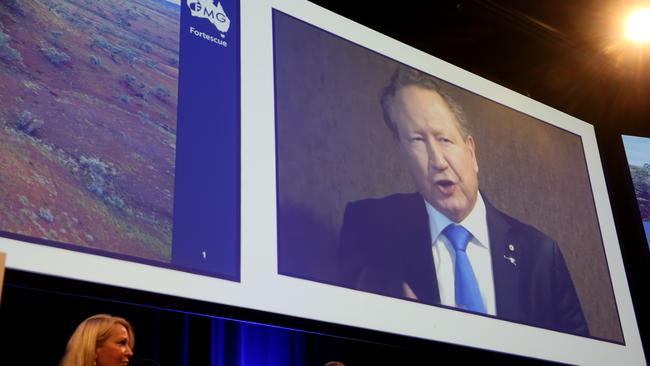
[626,8,650,42]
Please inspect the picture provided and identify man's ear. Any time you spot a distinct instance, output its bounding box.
[394,132,406,155]
[466,135,478,174]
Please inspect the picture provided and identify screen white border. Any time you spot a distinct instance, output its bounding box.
[0,1,644,365]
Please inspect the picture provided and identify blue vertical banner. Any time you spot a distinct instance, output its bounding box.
[172,0,240,280]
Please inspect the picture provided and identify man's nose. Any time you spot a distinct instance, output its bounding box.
[428,143,448,170]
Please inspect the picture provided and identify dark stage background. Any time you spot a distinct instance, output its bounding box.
[0,270,553,365]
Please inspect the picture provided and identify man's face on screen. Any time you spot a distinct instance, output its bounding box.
[390,85,479,222]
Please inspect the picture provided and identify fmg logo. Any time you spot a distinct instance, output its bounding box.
[187,0,230,36]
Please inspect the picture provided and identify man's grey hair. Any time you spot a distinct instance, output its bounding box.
[380,66,471,140]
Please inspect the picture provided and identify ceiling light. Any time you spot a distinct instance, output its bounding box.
[626,8,650,42]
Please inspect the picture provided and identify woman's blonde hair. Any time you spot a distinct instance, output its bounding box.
[59,314,134,366]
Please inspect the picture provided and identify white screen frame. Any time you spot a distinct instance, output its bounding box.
[0,1,645,364]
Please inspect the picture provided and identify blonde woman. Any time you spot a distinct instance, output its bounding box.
[59,314,134,366]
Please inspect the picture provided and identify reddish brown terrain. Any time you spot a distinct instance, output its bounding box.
[0,0,179,261]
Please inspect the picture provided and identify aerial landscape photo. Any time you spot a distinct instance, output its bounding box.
[0,0,180,262]
[623,135,650,248]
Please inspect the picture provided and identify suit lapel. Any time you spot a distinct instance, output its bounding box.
[486,200,521,320]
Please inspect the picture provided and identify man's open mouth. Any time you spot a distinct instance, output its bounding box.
[434,179,456,194]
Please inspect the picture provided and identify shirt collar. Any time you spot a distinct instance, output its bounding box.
[425,193,489,249]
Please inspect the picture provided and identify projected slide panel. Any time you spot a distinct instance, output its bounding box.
[273,9,621,342]
[0,0,240,280]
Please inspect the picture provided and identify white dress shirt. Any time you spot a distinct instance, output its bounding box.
[425,194,496,315]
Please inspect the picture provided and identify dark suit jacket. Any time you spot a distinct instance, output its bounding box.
[339,192,589,336]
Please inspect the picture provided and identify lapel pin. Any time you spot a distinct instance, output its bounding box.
[508,244,515,252]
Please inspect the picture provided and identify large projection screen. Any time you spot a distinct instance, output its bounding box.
[0,1,645,364]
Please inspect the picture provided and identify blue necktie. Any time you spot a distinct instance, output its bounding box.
[442,224,486,314]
